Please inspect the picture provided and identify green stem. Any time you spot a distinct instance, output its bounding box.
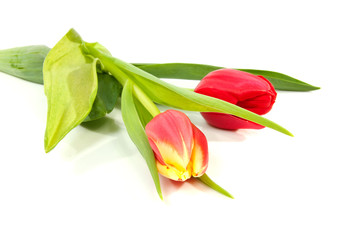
[133,84,160,117]
[84,43,160,118]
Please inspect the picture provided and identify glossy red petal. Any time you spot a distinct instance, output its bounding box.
[201,112,265,130]
[239,93,275,115]
[195,69,274,101]
[194,69,277,130]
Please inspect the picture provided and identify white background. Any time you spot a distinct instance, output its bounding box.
[0,0,359,239]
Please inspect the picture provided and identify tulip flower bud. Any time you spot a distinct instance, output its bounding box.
[194,69,277,130]
[145,110,208,181]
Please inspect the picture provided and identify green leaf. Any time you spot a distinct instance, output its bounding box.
[132,63,220,80]
[83,73,122,122]
[0,44,121,122]
[237,69,320,91]
[0,45,319,91]
[85,45,293,137]
[43,29,99,152]
[121,80,163,199]
[133,63,320,91]
[0,45,50,84]
[133,96,154,128]
[198,174,234,199]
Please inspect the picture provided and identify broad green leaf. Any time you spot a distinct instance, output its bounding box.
[0,44,121,122]
[121,80,163,199]
[0,45,50,84]
[198,174,234,199]
[83,73,122,122]
[43,29,99,152]
[133,63,320,91]
[85,44,293,137]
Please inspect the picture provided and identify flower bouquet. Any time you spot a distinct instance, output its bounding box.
[0,29,319,199]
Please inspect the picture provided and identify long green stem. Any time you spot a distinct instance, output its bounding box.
[84,44,160,117]
[133,84,160,117]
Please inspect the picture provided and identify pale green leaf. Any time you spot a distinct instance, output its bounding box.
[121,80,163,199]
[0,45,50,84]
[43,29,99,152]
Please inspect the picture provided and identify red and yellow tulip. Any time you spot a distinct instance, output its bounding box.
[145,110,208,181]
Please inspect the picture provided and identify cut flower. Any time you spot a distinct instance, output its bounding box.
[195,69,277,130]
[145,110,208,181]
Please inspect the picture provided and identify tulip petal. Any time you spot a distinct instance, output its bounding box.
[156,161,191,181]
[147,138,166,165]
[201,112,264,130]
[239,93,275,115]
[145,110,210,181]
[149,137,192,181]
[196,87,238,105]
[196,69,272,101]
[152,140,189,172]
[145,110,193,170]
[190,124,208,177]
[194,69,278,130]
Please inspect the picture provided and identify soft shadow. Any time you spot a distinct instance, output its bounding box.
[160,176,187,197]
[72,134,138,174]
[189,177,234,199]
[202,128,249,142]
[72,139,120,174]
[188,178,216,194]
[81,117,120,135]
[59,117,125,161]
[189,178,214,195]
[161,177,231,200]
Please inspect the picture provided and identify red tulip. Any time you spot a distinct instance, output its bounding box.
[145,110,208,181]
[194,69,277,130]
